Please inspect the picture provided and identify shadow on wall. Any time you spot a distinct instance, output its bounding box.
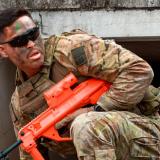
[0,59,18,160]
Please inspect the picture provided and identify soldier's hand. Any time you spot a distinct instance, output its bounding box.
[56,107,94,129]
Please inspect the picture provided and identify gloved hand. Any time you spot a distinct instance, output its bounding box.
[55,106,94,129]
[138,85,160,115]
[39,107,95,158]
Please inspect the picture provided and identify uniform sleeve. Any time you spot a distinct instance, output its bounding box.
[76,40,154,111]
[97,58,154,111]
[49,34,154,111]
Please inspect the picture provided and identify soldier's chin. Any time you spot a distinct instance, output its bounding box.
[30,62,43,72]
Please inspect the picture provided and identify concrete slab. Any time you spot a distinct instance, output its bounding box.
[31,9,160,39]
[1,0,160,10]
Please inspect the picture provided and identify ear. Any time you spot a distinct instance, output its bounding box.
[0,45,8,58]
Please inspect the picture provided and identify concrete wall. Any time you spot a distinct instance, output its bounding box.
[1,0,160,10]
[31,9,160,39]
[0,59,17,159]
[1,0,160,39]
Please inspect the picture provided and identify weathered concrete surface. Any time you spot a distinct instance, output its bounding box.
[0,59,18,160]
[31,9,160,39]
[0,0,160,10]
[110,0,160,8]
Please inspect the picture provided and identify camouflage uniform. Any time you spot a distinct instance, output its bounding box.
[10,29,159,160]
[10,72,77,159]
[47,30,160,160]
[71,111,160,160]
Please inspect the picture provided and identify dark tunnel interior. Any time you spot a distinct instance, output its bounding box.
[117,40,160,87]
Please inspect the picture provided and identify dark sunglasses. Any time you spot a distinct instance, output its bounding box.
[0,26,39,47]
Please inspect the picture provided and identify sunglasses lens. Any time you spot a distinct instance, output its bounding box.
[9,27,39,47]
[29,27,39,41]
[9,36,29,47]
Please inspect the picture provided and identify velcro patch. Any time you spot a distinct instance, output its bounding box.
[71,46,87,66]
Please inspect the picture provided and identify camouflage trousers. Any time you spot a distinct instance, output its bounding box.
[71,111,160,160]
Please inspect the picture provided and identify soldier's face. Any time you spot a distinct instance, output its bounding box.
[0,16,45,77]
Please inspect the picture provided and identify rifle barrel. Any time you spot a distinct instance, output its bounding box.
[0,139,22,159]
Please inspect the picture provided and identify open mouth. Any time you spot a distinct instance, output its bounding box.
[28,50,42,60]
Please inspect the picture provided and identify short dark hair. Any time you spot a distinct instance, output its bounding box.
[0,8,32,34]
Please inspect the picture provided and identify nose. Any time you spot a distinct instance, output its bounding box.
[26,40,36,48]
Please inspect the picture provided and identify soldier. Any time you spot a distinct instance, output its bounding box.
[0,8,159,160]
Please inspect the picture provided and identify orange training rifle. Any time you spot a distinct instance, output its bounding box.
[0,73,111,160]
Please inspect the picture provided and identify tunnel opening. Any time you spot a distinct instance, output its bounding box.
[117,40,160,87]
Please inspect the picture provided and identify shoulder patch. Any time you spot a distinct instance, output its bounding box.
[71,46,87,66]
